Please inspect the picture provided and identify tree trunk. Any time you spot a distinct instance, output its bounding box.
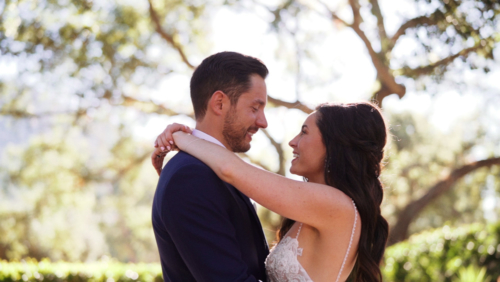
[387,157,500,246]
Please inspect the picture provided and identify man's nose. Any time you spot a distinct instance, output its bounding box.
[256,110,268,129]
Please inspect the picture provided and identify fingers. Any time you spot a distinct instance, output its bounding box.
[153,123,193,176]
[156,125,172,151]
[154,123,192,159]
[181,125,192,133]
[159,128,172,151]
[156,123,191,151]
[151,147,167,176]
[151,151,161,176]
[171,123,189,133]
[155,135,164,150]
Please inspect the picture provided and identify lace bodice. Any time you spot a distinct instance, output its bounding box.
[265,200,358,282]
[265,222,312,282]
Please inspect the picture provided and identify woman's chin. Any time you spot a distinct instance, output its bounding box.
[289,167,303,177]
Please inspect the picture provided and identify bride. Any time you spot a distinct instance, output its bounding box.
[153,102,389,282]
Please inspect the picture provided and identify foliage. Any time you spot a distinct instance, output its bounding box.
[260,0,500,103]
[0,258,162,282]
[0,126,160,261]
[0,0,205,118]
[453,265,491,282]
[381,111,500,243]
[1,0,499,262]
[1,222,499,282]
[0,0,204,262]
[383,222,500,282]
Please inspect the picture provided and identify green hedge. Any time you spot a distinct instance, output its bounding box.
[1,222,499,281]
[383,222,500,282]
[0,259,162,282]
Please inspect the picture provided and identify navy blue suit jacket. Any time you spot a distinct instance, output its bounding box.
[152,151,269,281]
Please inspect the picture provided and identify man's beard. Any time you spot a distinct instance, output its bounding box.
[223,108,253,153]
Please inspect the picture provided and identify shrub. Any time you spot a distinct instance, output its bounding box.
[0,258,162,282]
[383,222,500,282]
[2,222,499,282]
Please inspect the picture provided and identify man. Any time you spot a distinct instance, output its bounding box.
[151,52,270,281]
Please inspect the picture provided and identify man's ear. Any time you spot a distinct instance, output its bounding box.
[208,90,230,116]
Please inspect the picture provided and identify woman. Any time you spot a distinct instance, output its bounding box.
[154,102,389,281]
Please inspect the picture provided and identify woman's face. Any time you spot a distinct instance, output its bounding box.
[288,112,327,183]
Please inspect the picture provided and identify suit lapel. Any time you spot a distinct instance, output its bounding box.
[224,183,257,222]
[224,183,269,252]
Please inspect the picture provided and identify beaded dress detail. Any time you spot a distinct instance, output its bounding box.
[265,200,358,282]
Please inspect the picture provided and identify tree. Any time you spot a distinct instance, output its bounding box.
[221,0,500,244]
[0,0,499,261]
[0,0,199,261]
[381,112,500,245]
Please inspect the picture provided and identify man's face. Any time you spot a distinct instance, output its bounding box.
[223,74,268,153]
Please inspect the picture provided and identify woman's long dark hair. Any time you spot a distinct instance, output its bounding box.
[277,102,389,282]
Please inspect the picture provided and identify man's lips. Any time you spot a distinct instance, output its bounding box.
[246,128,258,140]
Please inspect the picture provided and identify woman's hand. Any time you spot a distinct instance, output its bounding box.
[151,123,193,176]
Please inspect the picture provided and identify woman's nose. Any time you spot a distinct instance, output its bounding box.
[289,135,298,148]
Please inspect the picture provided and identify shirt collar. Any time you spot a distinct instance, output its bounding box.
[192,129,226,148]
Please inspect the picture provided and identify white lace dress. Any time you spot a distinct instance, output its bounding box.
[265,200,358,282]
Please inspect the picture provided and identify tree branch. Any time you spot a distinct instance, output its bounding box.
[317,0,350,27]
[370,81,406,108]
[150,0,311,116]
[348,0,362,26]
[262,129,286,176]
[346,0,406,102]
[401,44,487,78]
[389,15,437,49]
[147,0,195,69]
[320,1,406,106]
[0,109,73,118]
[388,156,500,246]
[267,96,313,114]
[368,0,388,44]
[112,151,151,183]
[238,130,286,176]
[267,0,295,29]
[121,96,193,118]
[238,153,274,173]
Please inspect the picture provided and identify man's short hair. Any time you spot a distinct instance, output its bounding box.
[190,52,269,120]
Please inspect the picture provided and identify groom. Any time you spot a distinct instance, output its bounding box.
[152,52,270,281]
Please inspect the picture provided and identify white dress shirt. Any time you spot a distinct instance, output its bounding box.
[192,129,226,148]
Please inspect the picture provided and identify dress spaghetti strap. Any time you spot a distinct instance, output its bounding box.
[296,223,303,239]
[335,200,358,282]
[296,223,304,256]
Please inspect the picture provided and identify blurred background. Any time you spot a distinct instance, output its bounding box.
[0,0,499,280]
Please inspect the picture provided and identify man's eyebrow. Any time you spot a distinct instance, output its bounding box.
[253,99,266,106]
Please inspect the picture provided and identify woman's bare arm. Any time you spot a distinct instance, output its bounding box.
[173,131,354,230]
